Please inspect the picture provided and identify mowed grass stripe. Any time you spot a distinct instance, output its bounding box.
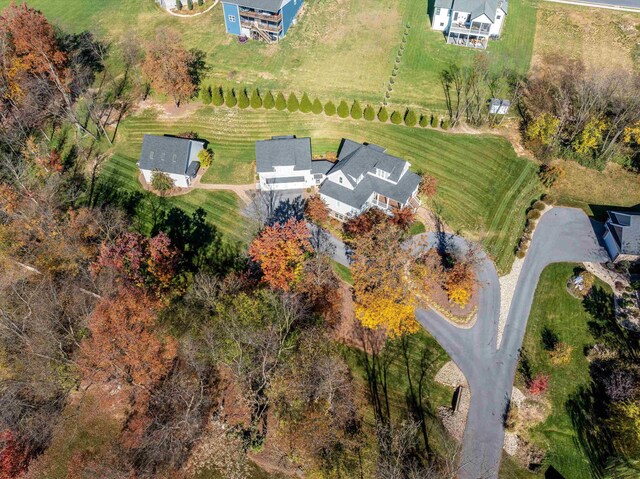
[100,151,245,243]
[113,107,541,272]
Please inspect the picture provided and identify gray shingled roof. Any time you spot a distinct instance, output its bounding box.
[332,142,407,186]
[256,136,312,173]
[225,0,284,12]
[434,0,507,19]
[311,160,334,175]
[138,135,203,176]
[607,211,640,256]
[320,140,421,210]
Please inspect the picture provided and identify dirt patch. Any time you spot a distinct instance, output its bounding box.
[330,282,387,352]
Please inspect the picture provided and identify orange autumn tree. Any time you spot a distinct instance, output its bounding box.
[0,2,68,103]
[79,288,176,390]
[350,221,418,337]
[304,195,329,226]
[249,218,312,291]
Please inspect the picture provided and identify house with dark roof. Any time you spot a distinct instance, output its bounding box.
[431,0,507,49]
[603,211,640,263]
[138,135,205,189]
[222,0,304,43]
[256,137,421,220]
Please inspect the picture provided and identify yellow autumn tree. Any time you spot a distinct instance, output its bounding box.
[526,113,560,146]
[572,116,608,156]
[623,121,640,145]
[350,221,418,337]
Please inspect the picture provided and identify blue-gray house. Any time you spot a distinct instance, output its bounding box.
[222,0,303,42]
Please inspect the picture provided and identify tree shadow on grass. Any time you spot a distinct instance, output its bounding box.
[583,286,639,361]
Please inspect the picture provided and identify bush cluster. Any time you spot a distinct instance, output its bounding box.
[201,85,455,130]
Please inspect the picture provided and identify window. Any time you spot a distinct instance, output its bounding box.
[440,22,445,26]
[453,12,458,21]
[496,14,501,19]
[435,7,441,14]
[228,14,236,22]
[339,177,343,184]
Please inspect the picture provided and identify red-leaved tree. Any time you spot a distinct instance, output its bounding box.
[249,218,312,291]
[92,232,179,298]
[0,430,29,479]
[79,288,177,391]
[390,206,416,231]
[528,373,550,396]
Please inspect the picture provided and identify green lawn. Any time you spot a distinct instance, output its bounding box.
[513,263,612,479]
[113,106,541,273]
[4,0,537,110]
[99,151,246,243]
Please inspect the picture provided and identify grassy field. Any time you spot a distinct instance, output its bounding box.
[531,2,640,73]
[99,152,246,243]
[554,161,640,218]
[112,106,542,273]
[3,0,537,110]
[513,263,612,479]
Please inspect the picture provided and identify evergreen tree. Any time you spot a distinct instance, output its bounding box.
[390,110,402,124]
[263,91,275,109]
[431,115,439,128]
[250,88,262,109]
[275,92,287,111]
[300,93,312,113]
[198,0,204,5]
[350,100,362,120]
[337,100,349,118]
[419,114,429,128]
[201,85,212,105]
[378,106,389,122]
[187,0,193,10]
[404,109,417,127]
[324,100,336,116]
[212,86,224,106]
[238,88,250,109]
[176,0,183,10]
[287,92,300,112]
[363,104,375,121]
[441,119,450,130]
[311,98,323,114]
[225,87,237,108]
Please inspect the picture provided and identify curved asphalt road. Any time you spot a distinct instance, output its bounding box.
[416,208,609,479]
[324,207,608,478]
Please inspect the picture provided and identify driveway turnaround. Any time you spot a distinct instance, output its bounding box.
[416,208,609,479]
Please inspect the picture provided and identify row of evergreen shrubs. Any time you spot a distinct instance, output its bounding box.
[175,0,204,10]
[200,85,451,129]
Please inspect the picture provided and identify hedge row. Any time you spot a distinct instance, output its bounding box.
[200,85,450,129]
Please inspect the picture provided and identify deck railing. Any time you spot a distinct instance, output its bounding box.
[238,9,282,23]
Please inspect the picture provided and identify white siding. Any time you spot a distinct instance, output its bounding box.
[432,7,451,31]
[326,170,354,190]
[141,169,191,188]
[320,194,360,219]
[257,165,315,191]
[490,8,506,35]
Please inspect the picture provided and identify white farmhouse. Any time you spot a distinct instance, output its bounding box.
[256,137,422,221]
[138,135,205,189]
[431,0,507,49]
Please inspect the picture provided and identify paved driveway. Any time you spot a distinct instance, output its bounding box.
[326,208,608,478]
[417,208,609,479]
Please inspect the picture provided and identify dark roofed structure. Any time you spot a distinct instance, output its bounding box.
[138,135,204,176]
[255,136,312,173]
[604,211,640,261]
[332,141,408,185]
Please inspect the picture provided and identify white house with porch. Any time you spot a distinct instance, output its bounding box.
[431,0,507,49]
[256,137,422,221]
